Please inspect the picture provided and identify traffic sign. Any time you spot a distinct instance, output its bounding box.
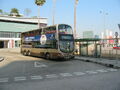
[115,32,118,37]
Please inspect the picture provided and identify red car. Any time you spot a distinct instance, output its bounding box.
[113,46,120,49]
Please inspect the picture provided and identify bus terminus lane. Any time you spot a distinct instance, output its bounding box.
[21,24,75,59]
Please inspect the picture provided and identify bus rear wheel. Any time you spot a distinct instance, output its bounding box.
[23,51,27,56]
[45,53,50,60]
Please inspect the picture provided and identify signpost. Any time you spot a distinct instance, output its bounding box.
[118,24,120,37]
[115,32,118,46]
[115,32,118,60]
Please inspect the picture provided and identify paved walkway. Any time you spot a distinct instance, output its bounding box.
[75,56,120,69]
[0,48,40,67]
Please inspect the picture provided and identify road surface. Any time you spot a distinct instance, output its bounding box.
[0,58,119,90]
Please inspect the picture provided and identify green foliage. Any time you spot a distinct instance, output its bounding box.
[3,12,9,15]
[35,0,46,6]
[10,8,19,16]
[31,16,38,18]
[0,9,3,14]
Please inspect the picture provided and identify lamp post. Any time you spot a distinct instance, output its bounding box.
[35,0,46,29]
[118,24,120,38]
[74,0,78,38]
[52,0,56,25]
[100,11,108,39]
[38,6,40,28]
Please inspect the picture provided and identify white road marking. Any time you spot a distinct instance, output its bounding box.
[0,78,8,83]
[46,74,58,78]
[14,76,26,81]
[86,71,98,74]
[0,68,116,83]
[73,72,86,76]
[60,73,73,77]
[31,75,43,80]
[107,68,118,72]
[96,69,108,73]
[34,62,47,68]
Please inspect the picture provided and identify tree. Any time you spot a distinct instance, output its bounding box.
[35,0,46,6]
[24,8,31,17]
[31,16,38,18]
[0,9,3,15]
[35,0,46,28]
[10,8,19,17]
[3,12,9,16]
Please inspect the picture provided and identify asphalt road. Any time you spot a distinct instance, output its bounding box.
[0,58,119,90]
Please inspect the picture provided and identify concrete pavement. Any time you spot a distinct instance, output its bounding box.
[0,48,40,67]
[75,56,120,69]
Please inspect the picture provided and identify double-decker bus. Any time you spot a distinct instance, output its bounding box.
[21,24,74,60]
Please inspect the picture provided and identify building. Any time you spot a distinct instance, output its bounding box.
[83,31,94,38]
[101,30,113,39]
[0,16,47,48]
[94,35,99,39]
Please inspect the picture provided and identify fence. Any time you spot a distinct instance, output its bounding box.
[75,38,120,59]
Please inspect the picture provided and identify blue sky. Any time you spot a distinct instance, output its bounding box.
[0,0,120,37]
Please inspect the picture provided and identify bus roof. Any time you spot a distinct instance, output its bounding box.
[21,24,71,34]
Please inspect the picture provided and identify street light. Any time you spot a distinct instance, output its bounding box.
[100,11,108,39]
[52,0,56,25]
[38,6,40,28]
[74,0,79,38]
[35,0,46,29]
